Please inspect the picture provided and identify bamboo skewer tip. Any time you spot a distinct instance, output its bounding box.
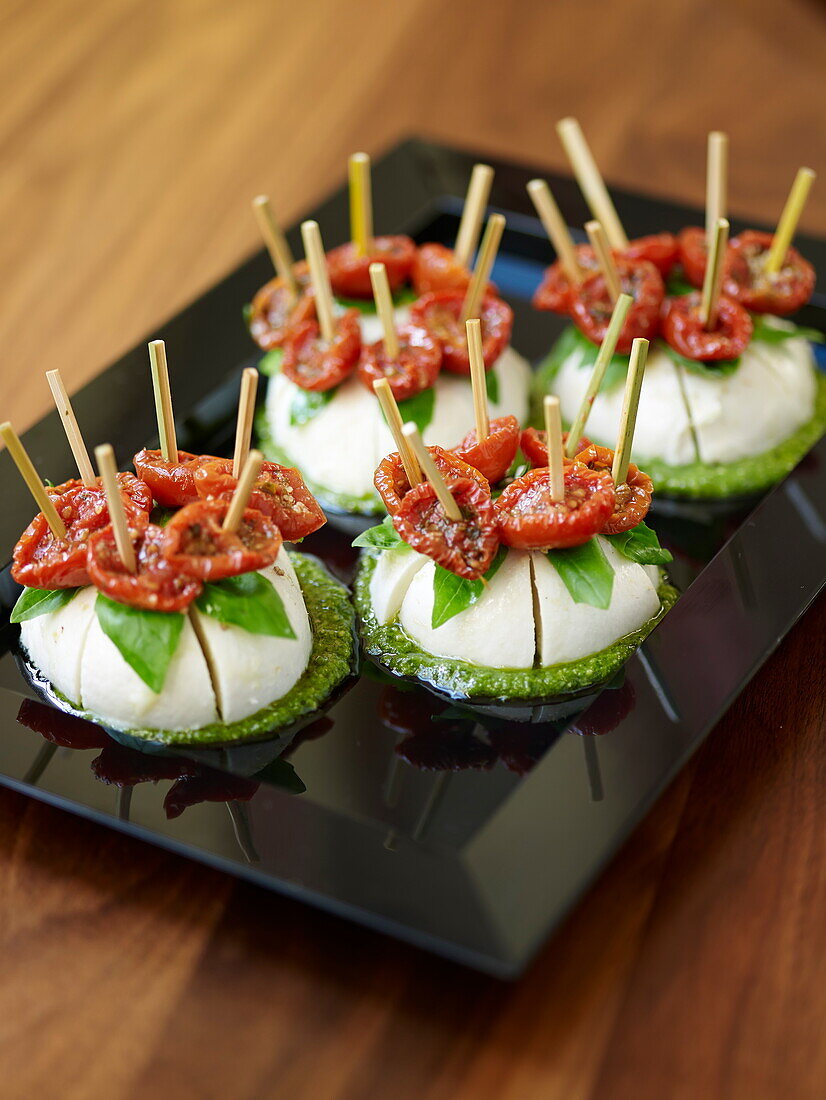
[300,219,336,342]
[369,262,400,359]
[251,194,297,293]
[454,163,495,268]
[461,213,506,323]
[527,178,581,285]
[611,338,649,486]
[402,423,461,521]
[543,395,564,501]
[232,367,259,479]
[0,421,66,538]
[372,379,421,487]
[466,318,489,444]
[765,167,816,275]
[349,152,373,257]
[46,369,96,487]
[94,443,137,572]
[223,450,264,532]
[585,220,622,304]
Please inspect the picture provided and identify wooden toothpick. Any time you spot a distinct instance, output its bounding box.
[300,220,336,343]
[454,163,495,268]
[0,422,66,538]
[466,319,489,444]
[222,450,264,532]
[46,369,95,486]
[705,131,728,245]
[700,217,729,330]
[232,367,259,479]
[527,178,582,285]
[765,167,816,274]
[95,444,136,573]
[373,379,421,488]
[402,423,462,521]
[544,395,564,501]
[585,220,621,304]
[612,338,648,485]
[148,340,178,463]
[461,213,506,323]
[349,152,373,257]
[369,262,400,359]
[556,117,628,249]
[251,195,297,295]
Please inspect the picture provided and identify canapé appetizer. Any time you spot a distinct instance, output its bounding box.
[6,347,353,746]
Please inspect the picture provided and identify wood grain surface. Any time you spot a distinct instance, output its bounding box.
[0,1,823,1097]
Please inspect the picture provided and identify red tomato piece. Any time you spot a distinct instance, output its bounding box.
[532,245,598,313]
[661,291,753,361]
[409,290,513,374]
[519,428,592,469]
[392,476,499,580]
[133,449,217,508]
[247,261,314,350]
[574,443,653,534]
[161,500,282,581]
[16,697,109,750]
[623,232,680,276]
[677,226,712,289]
[193,458,326,542]
[87,523,203,611]
[569,258,664,353]
[357,325,442,402]
[164,771,259,819]
[452,415,520,484]
[12,477,151,589]
[326,236,416,299]
[374,446,489,516]
[281,309,361,391]
[724,229,816,315]
[412,243,473,295]
[494,464,615,550]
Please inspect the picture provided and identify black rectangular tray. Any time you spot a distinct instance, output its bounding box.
[0,138,823,977]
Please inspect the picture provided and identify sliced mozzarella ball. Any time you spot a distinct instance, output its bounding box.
[270,543,301,589]
[678,336,816,464]
[80,609,218,732]
[531,538,660,666]
[552,344,697,465]
[398,549,536,669]
[19,586,98,706]
[369,545,429,625]
[190,566,312,725]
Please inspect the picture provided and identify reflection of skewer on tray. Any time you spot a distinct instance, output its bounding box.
[581,737,603,803]
[22,740,58,785]
[226,800,259,864]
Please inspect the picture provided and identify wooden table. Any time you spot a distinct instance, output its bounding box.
[0,1,823,1096]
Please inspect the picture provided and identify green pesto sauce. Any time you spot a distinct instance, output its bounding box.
[532,337,826,500]
[51,554,356,747]
[354,551,678,704]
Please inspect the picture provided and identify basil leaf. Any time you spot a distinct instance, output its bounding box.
[10,586,78,624]
[604,521,672,565]
[335,286,418,314]
[196,572,296,638]
[431,546,507,629]
[397,387,435,434]
[547,539,614,609]
[658,340,740,378]
[665,272,695,297]
[545,326,630,393]
[290,385,336,426]
[750,314,824,345]
[95,594,184,693]
[352,515,402,551]
[258,348,284,377]
[485,369,500,405]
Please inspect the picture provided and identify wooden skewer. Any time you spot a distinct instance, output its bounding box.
[556,117,628,250]
[349,152,373,257]
[300,220,336,343]
[251,195,297,295]
[454,163,495,268]
[373,379,421,487]
[700,217,729,330]
[232,367,259,479]
[765,167,816,275]
[585,220,621,303]
[148,340,177,462]
[461,213,506,323]
[466,319,489,443]
[527,178,582,285]
[95,444,136,572]
[222,450,264,532]
[0,422,66,538]
[402,423,462,521]
[369,262,400,359]
[611,338,648,485]
[544,395,565,501]
[46,369,95,486]
[705,131,728,245]
[565,293,633,458]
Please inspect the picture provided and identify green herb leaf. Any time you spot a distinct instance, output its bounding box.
[431,546,507,629]
[665,272,695,297]
[658,340,740,378]
[289,385,336,426]
[397,386,435,434]
[547,539,614,609]
[10,586,78,624]
[750,314,824,345]
[95,594,185,693]
[542,325,630,393]
[196,572,297,638]
[604,521,673,565]
[352,515,402,551]
[258,348,284,377]
[335,286,418,314]
[485,369,500,405]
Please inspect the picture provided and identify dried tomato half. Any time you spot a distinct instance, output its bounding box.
[661,292,753,361]
[520,428,592,469]
[161,501,281,581]
[532,245,598,314]
[574,443,653,534]
[452,415,520,484]
[622,232,680,276]
[281,309,361,391]
[411,243,473,295]
[724,229,816,315]
[374,446,489,516]
[247,261,313,350]
[569,258,664,353]
[494,464,615,550]
[677,226,713,289]
[409,289,513,374]
[87,523,203,611]
[193,458,325,542]
[326,236,416,299]
[133,449,215,508]
[357,325,442,402]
